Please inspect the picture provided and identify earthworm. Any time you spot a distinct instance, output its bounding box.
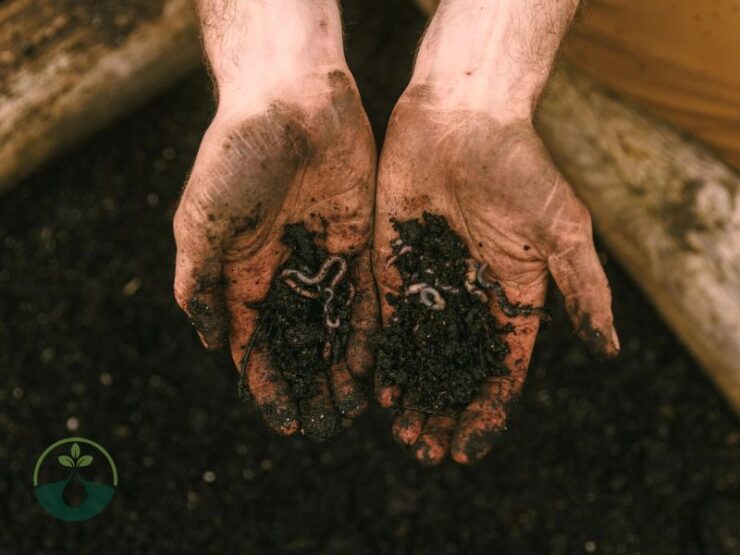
[322,287,334,313]
[281,255,346,287]
[238,318,270,401]
[476,263,551,322]
[328,258,348,290]
[465,258,479,285]
[465,280,488,303]
[435,281,460,294]
[323,339,332,360]
[345,283,355,306]
[420,287,446,311]
[283,277,321,299]
[463,259,488,303]
[405,282,429,295]
[385,245,413,269]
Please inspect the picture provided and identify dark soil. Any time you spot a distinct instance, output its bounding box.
[1,1,738,554]
[376,213,509,412]
[250,224,354,401]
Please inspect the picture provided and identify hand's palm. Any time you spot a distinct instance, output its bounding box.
[374,98,618,464]
[175,73,378,438]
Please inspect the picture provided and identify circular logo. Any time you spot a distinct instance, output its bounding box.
[33,437,117,521]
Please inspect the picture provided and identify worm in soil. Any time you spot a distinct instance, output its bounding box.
[476,263,551,323]
[419,287,446,311]
[385,245,413,269]
[281,256,347,286]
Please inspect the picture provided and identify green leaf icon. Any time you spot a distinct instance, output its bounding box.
[58,455,75,468]
[71,443,80,460]
[77,455,93,467]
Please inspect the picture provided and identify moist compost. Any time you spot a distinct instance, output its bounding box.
[245,223,354,403]
[375,212,513,413]
[3,2,739,553]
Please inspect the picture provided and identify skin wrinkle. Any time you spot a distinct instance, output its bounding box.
[539,173,563,216]
[375,0,618,464]
[181,0,616,463]
[175,0,377,435]
[412,0,580,117]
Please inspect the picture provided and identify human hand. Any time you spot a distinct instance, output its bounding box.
[174,0,378,440]
[373,0,617,464]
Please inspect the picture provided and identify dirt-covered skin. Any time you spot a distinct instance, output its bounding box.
[248,224,359,441]
[370,0,620,467]
[173,0,379,439]
[374,97,619,465]
[375,213,510,413]
[174,70,379,438]
[2,2,739,553]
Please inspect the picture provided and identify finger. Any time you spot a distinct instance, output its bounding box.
[371,215,404,326]
[392,409,426,446]
[245,346,300,436]
[227,301,299,436]
[173,203,229,350]
[346,251,379,379]
[371,219,404,407]
[328,361,367,418]
[451,270,544,464]
[412,415,457,466]
[548,234,620,359]
[375,369,402,409]
[451,375,523,464]
[478,264,548,377]
[299,372,339,442]
[174,115,298,349]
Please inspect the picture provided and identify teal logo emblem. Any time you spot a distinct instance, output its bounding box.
[33,437,117,521]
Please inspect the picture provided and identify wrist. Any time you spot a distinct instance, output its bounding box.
[409,0,578,119]
[197,0,346,105]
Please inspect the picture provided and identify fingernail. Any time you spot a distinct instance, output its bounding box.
[377,386,401,408]
[197,330,226,350]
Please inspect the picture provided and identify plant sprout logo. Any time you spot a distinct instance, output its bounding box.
[33,437,117,521]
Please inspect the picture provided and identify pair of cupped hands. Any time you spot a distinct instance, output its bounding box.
[173,65,619,465]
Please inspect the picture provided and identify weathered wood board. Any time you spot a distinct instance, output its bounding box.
[0,0,200,192]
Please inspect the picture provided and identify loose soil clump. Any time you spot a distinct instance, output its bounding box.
[245,223,354,405]
[375,212,513,413]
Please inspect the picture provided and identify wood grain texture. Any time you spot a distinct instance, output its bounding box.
[412,0,740,412]
[0,0,201,192]
[538,66,740,412]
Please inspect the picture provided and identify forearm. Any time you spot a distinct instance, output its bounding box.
[195,0,346,105]
[411,0,579,118]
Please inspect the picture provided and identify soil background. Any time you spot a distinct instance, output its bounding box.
[1,1,738,554]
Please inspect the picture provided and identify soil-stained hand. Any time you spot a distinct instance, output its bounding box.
[174,70,378,439]
[373,90,619,464]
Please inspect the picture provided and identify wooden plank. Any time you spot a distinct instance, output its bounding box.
[0,0,201,192]
[538,65,740,412]
[412,0,740,412]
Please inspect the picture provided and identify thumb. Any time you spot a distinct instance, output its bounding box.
[173,198,229,350]
[548,233,620,359]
